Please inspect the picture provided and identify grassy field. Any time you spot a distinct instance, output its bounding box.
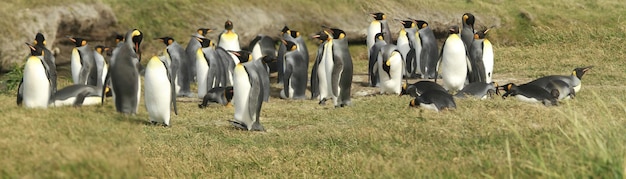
[2,0,626,178]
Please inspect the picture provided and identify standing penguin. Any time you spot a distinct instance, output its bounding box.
[368,33,386,87]
[218,20,241,51]
[326,27,353,107]
[69,37,98,86]
[94,45,109,89]
[409,90,456,112]
[18,43,53,108]
[413,20,439,79]
[310,31,328,100]
[438,26,471,93]
[158,37,191,97]
[185,28,212,83]
[461,13,476,48]
[527,66,593,94]
[468,29,493,83]
[367,12,392,57]
[280,40,308,100]
[249,35,278,72]
[103,29,143,114]
[33,33,57,94]
[377,44,403,95]
[144,56,178,126]
[229,62,268,131]
[395,20,415,78]
[499,83,559,106]
[404,19,422,78]
[196,37,226,97]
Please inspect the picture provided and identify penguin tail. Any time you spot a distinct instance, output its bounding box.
[228,120,248,130]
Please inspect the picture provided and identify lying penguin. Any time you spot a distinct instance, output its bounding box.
[198,86,234,108]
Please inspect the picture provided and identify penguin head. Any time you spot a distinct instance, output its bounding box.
[474,29,489,39]
[34,33,46,46]
[572,66,593,80]
[498,83,517,93]
[197,28,212,36]
[224,86,234,103]
[463,13,475,26]
[129,29,143,56]
[400,20,415,29]
[25,42,43,56]
[289,30,301,38]
[325,27,346,39]
[281,26,290,35]
[375,33,385,41]
[231,50,252,63]
[311,31,329,43]
[114,33,124,44]
[196,37,213,48]
[414,20,429,29]
[68,37,87,47]
[225,20,234,30]
[490,82,500,95]
[448,26,460,34]
[371,12,385,20]
[156,37,175,46]
[282,40,298,52]
[95,45,109,55]
[260,55,276,64]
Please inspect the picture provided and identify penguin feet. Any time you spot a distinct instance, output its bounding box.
[150,121,159,125]
[318,99,327,105]
[198,103,208,109]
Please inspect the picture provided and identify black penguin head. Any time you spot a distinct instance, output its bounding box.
[34,33,46,46]
[290,30,300,38]
[498,83,517,92]
[261,55,276,64]
[94,45,108,54]
[197,28,212,36]
[474,29,489,39]
[231,50,252,63]
[371,12,385,20]
[375,33,385,41]
[490,82,500,95]
[282,40,298,52]
[114,33,124,44]
[225,20,234,30]
[312,31,328,43]
[449,26,460,34]
[281,26,290,34]
[196,37,213,48]
[69,37,87,47]
[463,13,475,26]
[25,42,43,56]
[400,20,415,28]
[224,86,234,103]
[326,27,346,39]
[414,20,429,29]
[156,37,174,46]
[572,66,593,80]
[129,29,143,59]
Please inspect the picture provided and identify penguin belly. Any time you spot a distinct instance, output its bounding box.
[250,43,263,61]
[219,32,241,51]
[514,94,542,103]
[396,31,410,76]
[233,65,252,127]
[482,40,494,83]
[419,103,440,112]
[441,37,468,92]
[196,49,209,98]
[144,59,172,125]
[23,57,50,108]
[318,42,334,101]
[70,48,82,84]
[367,21,382,56]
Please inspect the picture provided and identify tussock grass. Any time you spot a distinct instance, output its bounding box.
[2,0,626,178]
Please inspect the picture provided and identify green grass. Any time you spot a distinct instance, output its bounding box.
[2,0,626,178]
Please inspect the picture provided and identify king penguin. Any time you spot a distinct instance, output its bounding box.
[158,37,191,97]
[401,80,447,97]
[94,45,109,89]
[310,31,328,100]
[144,56,178,126]
[218,20,241,51]
[409,90,456,112]
[51,84,102,107]
[103,29,143,114]
[527,66,593,94]
[461,13,476,48]
[185,28,212,83]
[196,37,226,97]
[69,37,98,86]
[280,40,308,100]
[249,35,278,73]
[33,33,57,94]
[198,86,234,108]
[367,12,392,58]
[368,33,386,87]
[229,61,268,131]
[499,83,559,106]
[325,27,353,107]
[18,43,53,108]
[377,44,403,95]
[455,82,498,99]
[438,26,471,93]
[395,20,414,78]
[468,29,493,83]
[413,20,439,79]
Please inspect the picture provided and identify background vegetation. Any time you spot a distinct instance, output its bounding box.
[1,0,625,178]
